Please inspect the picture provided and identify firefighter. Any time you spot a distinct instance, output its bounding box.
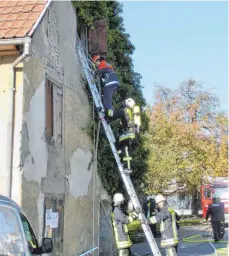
[92,55,119,119]
[111,193,138,256]
[218,198,225,239]
[143,196,157,237]
[206,197,224,242]
[114,98,141,172]
[148,195,179,256]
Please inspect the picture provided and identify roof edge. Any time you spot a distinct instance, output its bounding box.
[28,0,52,37]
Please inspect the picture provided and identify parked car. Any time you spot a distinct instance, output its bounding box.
[0,194,53,255]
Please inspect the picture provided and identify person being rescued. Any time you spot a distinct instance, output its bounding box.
[92,55,119,119]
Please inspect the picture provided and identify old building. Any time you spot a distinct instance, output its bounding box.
[0,1,116,255]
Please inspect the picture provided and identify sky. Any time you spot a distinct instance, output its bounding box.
[121,1,228,111]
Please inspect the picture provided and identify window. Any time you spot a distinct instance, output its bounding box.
[45,78,63,143]
[204,188,211,199]
[0,206,27,255]
[43,196,64,255]
[178,192,186,201]
[213,186,228,199]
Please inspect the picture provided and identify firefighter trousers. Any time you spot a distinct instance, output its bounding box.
[118,248,131,256]
[165,245,178,256]
[211,221,221,241]
[103,83,118,112]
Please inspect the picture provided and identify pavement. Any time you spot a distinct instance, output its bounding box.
[131,224,228,256]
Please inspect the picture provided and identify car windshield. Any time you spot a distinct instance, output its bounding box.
[0,204,27,255]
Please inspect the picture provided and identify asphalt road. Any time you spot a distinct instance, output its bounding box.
[131,225,228,256]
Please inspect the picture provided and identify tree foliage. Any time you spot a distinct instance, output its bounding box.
[145,80,228,195]
[73,1,149,195]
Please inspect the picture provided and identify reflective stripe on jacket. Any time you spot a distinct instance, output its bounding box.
[111,206,132,249]
[150,204,179,248]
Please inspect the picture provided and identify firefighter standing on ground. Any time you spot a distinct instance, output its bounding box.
[140,194,180,256]
[92,55,119,119]
[206,196,225,242]
[111,193,138,256]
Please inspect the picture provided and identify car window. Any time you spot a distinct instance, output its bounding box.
[19,213,39,254]
[0,205,27,255]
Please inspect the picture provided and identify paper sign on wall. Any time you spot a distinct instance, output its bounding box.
[45,209,52,226]
[51,212,59,229]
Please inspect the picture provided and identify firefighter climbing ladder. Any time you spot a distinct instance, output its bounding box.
[76,37,162,256]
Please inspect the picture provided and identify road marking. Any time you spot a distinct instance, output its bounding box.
[209,241,217,255]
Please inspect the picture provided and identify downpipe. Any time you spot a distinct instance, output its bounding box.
[5,40,31,198]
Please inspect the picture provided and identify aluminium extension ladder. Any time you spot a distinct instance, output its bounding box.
[76,37,162,256]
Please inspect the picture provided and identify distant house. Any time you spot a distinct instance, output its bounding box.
[0,1,114,255]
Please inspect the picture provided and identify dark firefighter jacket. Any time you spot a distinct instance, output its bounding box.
[143,199,157,219]
[111,206,132,249]
[94,60,119,87]
[150,203,179,248]
[206,203,223,222]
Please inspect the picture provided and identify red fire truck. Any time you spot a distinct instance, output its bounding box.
[200,177,229,221]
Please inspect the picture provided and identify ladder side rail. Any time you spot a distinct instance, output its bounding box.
[77,45,103,109]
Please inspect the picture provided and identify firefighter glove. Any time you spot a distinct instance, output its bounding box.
[131,212,139,219]
[138,213,148,225]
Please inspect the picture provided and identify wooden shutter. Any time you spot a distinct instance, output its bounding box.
[53,86,63,144]
[88,19,107,55]
[45,79,53,138]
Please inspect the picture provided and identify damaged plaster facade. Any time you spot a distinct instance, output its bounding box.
[0,1,116,255]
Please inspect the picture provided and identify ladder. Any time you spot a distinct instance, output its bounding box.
[76,38,162,256]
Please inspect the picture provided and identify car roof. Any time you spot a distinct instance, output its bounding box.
[0,195,21,211]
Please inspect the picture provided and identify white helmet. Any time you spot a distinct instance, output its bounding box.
[155,194,166,204]
[125,98,135,109]
[113,193,125,203]
[147,195,153,200]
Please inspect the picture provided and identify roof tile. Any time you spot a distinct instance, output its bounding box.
[0,7,5,14]
[0,2,7,8]
[16,1,29,6]
[4,13,20,21]
[22,4,35,12]
[1,21,15,29]
[0,14,7,22]
[6,1,17,7]
[1,7,14,14]
[11,19,25,29]
[3,28,19,38]
[32,3,46,12]
[11,5,25,14]
[15,27,31,37]
[27,12,40,20]
[0,0,47,39]
[22,19,36,29]
[16,12,30,21]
